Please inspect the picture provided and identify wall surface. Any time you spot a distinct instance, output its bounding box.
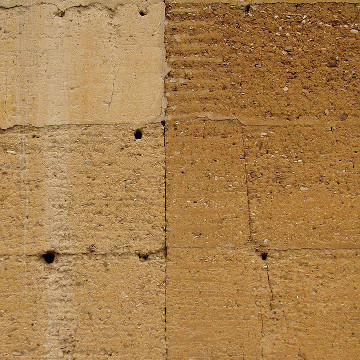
[1,0,359,359]
[0,1,166,359]
[165,2,360,359]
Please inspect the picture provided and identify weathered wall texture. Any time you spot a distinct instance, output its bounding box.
[166,2,360,125]
[166,2,360,360]
[1,0,360,359]
[0,1,166,359]
[0,1,165,127]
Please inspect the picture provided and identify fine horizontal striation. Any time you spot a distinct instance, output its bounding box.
[166,2,360,124]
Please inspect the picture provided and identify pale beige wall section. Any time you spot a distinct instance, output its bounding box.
[0,0,162,7]
[0,1,166,128]
[0,1,166,359]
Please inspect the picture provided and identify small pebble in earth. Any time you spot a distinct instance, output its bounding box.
[340,113,348,121]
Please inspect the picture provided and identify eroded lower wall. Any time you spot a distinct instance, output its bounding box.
[165,2,360,359]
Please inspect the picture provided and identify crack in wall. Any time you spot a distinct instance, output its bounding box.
[0,122,164,132]
[105,80,115,108]
[265,264,274,311]
[0,2,119,13]
[243,122,272,359]
[0,247,167,259]
[257,304,265,359]
[165,112,356,127]
[162,2,168,358]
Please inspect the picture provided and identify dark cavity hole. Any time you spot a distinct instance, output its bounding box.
[134,129,143,139]
[137,253,149,261]
[244,4,251,13]
[261,252,268,261]
[55,10,65,17]
[139,10,147,16]
[42,251,55,264]
[161,120,165,127]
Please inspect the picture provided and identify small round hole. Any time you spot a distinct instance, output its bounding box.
[137,252,149,261]
[42,252,55,264]
[134,129,143,140]
[139,10,146,16]
[261,252,268,261]
[244,4,251,13]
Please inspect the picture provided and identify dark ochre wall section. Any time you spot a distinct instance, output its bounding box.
[0,0,359,359]
[165,2,360,359]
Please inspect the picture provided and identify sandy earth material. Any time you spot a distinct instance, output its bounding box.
[1,1,359,359]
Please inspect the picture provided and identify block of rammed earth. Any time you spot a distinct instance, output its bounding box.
[165,1,360,359]
[0,1,166,359]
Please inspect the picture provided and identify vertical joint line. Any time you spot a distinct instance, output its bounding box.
[266,265,274,311]
[241,126,254,244]
[163,1,168,356]
[164,117,168,359]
